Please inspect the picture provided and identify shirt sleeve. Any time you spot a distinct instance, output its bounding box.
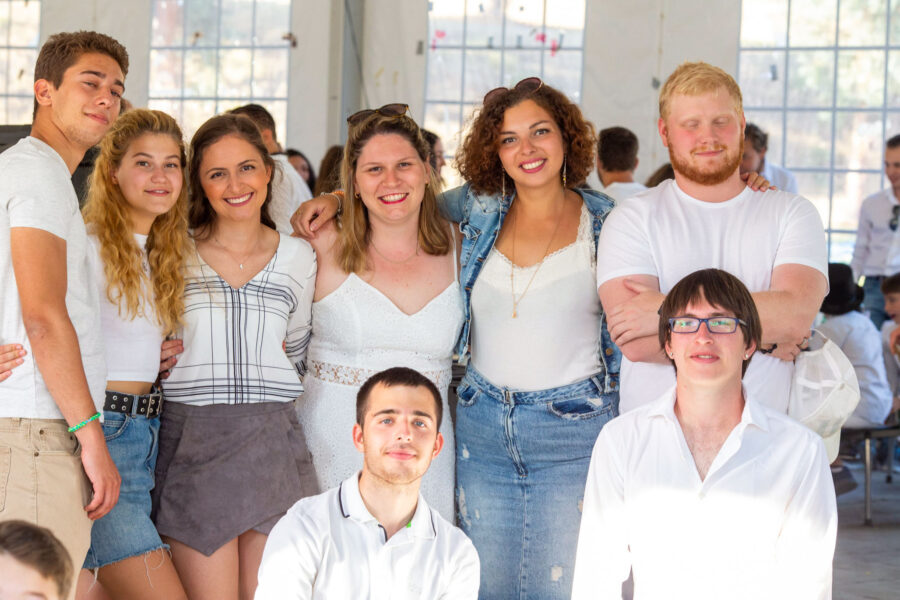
[595,202,658,287]
[254,510,318,600]
[285,241,316,376]
[773,437,837,600]
[439,537,481,600]
[571,427,631,600]
[851,198,873,280]
[6,185,76,240]
[772,196,828,279]
[438,185,468,224]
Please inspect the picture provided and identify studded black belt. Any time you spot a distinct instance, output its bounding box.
[104,388,163,419]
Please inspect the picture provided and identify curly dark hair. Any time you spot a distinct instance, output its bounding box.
[456,82,596,195]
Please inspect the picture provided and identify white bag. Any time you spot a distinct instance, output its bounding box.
[787,329,860,462]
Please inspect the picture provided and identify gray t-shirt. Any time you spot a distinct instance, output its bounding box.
[0,136,106,418]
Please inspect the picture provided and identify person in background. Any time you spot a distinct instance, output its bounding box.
[850,134,900,330]
[596,126,646,203]
[421,128,447,180]
[740,122,798,193]
[285,148,317,192]
[644,162,674,187]
[313,144,344,197]
[0,520,74,600]
[573,268,837,600]
[229,104,312,234]
[257,367,479,600]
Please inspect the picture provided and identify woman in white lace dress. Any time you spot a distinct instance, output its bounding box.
[296,106,461,520]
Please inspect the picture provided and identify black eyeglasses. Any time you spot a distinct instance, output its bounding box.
[347,103,409,126]
[890,205,900,232]
[483,77,543,106]
[668,316,746,334]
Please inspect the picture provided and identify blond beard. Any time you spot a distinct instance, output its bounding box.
[670,135,744,186]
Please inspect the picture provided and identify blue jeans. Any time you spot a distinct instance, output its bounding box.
[454,367,618,600]
[83,410,166,569]
[864,276,888,330]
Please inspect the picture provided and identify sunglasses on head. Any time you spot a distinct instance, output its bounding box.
[483,77,543,106]
[347,103,409,126]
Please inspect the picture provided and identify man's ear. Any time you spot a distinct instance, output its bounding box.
[352,423,365,453]
[34,79,53,108]
[657,117,669,148]
[432,432,444,459]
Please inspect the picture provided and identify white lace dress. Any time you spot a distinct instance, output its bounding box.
[297,272,463,521]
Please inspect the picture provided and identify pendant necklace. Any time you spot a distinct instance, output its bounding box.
[509,201,565,318]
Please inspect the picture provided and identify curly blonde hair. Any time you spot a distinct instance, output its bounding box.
[456,81,595,195]
[82,109,188,336]
[339,113,450,274]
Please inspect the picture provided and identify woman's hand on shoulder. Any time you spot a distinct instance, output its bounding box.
[0,343,26,382]
[291,193,342,240]
[741,171,773,192]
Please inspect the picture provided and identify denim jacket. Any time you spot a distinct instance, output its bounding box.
[440,183,622,393]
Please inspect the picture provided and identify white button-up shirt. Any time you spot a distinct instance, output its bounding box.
[851,188,900,279]
[572,388,837,600]
[255,473,480,600]
[761,160,799,194]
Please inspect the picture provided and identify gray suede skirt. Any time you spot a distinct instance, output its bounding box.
[151,401,317,556]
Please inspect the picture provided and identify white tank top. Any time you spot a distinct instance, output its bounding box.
[470,204,603,390]
[87,233,165,383]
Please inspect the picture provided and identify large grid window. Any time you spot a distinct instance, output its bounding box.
[739,0,900,263]
[148,0,292,141]
[424,0,586,186]
[0,0,40,125]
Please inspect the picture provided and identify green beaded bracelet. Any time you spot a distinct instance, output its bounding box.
[68,412,101,433]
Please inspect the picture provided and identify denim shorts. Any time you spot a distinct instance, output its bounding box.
[83,410,166,569]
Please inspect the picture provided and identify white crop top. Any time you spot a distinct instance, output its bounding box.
[470,204,603,390]
[87,233,164,383]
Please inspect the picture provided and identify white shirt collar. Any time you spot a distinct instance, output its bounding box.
[338,472,437,540]
[646,384,771,434]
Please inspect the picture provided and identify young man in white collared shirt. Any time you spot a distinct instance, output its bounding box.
[851,134,900,329]
[573,268,837,600]
[255,367,479,600]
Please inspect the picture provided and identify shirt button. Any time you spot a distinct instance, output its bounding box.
[605,347,614,356]
[34,451,39,457]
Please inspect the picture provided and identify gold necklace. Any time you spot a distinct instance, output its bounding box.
[509,201,565,318]
[370,239,420,264]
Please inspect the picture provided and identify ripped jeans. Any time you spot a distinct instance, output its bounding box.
[454,367,618,600]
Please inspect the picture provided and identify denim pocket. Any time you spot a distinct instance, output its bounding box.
[0,446,10,512]
[547,395,614,421]
[455,382,479,407]
[102,414,130,442]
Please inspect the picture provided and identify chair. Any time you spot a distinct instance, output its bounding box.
[842,424,900,525]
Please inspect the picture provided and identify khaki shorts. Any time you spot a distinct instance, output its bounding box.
[0,418,92,600]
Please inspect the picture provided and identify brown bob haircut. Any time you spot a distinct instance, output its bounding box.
[457,81,596,195]
[188,113,276,236]
[33,31,129,117]
[356,367,443,430]
[658,268,762,376]
[0,520,73,599]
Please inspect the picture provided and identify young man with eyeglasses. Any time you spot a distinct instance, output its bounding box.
[850,133,900,330]
[572,268,837,600]
[597,61,828,415]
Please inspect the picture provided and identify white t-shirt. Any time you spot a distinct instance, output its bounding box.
[572,388,836,600]
[255,472,480,600]
[596,179,828,413]
[269,154,312,235]
[818,311,892,427]
[600,181,647,204]
[0,137,106,418]
[87,232,165,383]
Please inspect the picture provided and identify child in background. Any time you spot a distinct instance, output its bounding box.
[0,520,73,600]
[880,273,900,416]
